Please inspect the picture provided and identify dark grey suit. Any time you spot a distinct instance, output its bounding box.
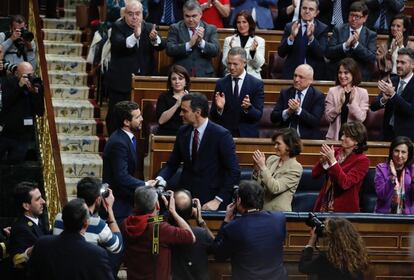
[166,20,220,77]
[326,23,377,81]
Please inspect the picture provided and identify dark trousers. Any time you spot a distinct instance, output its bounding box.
[105,87,131,136]
[0,135,33,162]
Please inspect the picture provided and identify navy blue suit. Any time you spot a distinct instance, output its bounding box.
[213,211,288,280]
[103,129,145,221]
[210,73,264,137]
[158,120,240,208]
[278,19,329,80]
[371,75,414,141]
[271,86,325,139]
[28,231,114,280]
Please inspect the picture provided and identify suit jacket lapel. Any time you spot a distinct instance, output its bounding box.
[302,87,313,108]
[183,126,192,162]
[120,130,137,167]
[197,121,210,159]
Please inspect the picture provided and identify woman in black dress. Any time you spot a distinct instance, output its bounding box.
[155,65,191,135]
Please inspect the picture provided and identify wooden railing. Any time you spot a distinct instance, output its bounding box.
[30,0,67,223]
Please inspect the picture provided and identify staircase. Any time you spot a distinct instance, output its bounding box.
[42,0,103,200]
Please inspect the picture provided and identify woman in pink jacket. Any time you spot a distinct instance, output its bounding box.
[324,58,369,140]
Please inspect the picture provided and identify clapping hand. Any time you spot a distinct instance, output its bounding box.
[241,95,251,110]
[306,22,315,41]
[320,144,336,165]
[214,91,226,110]
[289,21,300,40]
[252,150,266,171]
[378,79,395,98]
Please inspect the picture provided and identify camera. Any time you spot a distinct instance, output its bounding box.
[100,183,110,198]
[1,60,17,74]
[305,212,325,237]
[19,28,34,42]
[155,180,171,201]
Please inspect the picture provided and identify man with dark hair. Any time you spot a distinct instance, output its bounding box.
[53,177,122,276]
[213,180,288,280]
[9,181,47,280]
[0,15,36,69]
[28,198,114,280]
[157,92,240,210]
[171,190,214,280]
[325,1,376,81]
[166,1,220,77]
[371,47,414,141]
[121,186,195,280]
[278,0,329,80]
[210,47,264,137]
[0,61,44,161]
[103,100,153,223]
[105,0,166,134]
[271,64,325,139]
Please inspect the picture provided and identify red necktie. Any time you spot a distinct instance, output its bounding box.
[192,128,199,162]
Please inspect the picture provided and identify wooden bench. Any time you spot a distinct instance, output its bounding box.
[148,135,389,178]
[203,212,414,280]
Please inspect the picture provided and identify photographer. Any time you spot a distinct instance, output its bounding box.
[171,190,214,280]
[0,15,36,70]
[0,61,44,161]
[121,187,195,280]
[53,177,123,277]
[212,180,288,280]
[299,217,369,280]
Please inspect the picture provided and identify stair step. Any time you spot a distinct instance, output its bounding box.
[48,70,87,86]
[44,41,83,56]
[61,153,103,178]
[64,0,88,10]
[52,99,94,119]
[55,117,97,135]
[63,8,76,19]
[46,54,86,72]
[43,18,77,30]
[50,84,90,100]
[42,28,82,42]
[64,177,79,199]
[58,134,100,153]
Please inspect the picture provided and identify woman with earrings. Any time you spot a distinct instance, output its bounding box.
[155,65,190,135]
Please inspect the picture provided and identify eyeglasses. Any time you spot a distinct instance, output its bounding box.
[349,13,363,20]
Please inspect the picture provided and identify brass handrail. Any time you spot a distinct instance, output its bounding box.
[29,0,67,226]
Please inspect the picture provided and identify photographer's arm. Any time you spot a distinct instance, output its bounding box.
[103,189,120,233]
[194,198,214,240]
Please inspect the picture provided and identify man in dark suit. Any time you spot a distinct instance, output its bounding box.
[210,47,264,137]
[278,0,329,80]
[9,182,47,280]
[274,0,301,30]
[318,0,357,30]
[166,1,220,77]
[0,62,44,162]
[325,1,376,81]
[271,64,325,139]
[103,101,150,223]
[147,0,185,25]
[157,92,240,211]
[365,0,405,34]
[371,48,414,141]
[213,180,288,280]
[28,199,114,280]
[105,0,166,134]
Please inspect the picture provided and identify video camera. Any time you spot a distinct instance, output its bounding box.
[305,212,325,237]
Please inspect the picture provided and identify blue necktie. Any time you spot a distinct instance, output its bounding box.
[132,136,137,152]
[297,24,308,64]
[164,0,173,24]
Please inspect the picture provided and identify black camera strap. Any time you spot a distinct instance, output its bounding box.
[148,215,164,280]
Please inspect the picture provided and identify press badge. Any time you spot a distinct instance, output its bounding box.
[24,118,33,126]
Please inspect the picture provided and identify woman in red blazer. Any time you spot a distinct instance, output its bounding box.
[313,122,370,212]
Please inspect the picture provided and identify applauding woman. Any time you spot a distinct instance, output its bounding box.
[222,11,265,79]
[324,58,369,140]
[375,136,414,214]
[252,128,303,211]
[155,65,190,135]
[313,122,370,212]
[299,217,369,280]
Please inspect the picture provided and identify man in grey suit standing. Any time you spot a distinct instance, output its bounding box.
[166,0,220,77]
[325,1,376,81]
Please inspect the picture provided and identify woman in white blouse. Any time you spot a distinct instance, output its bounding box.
[222,10,265,79]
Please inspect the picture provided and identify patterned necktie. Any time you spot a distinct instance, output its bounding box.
[192,129,199,162]
[332,0,343,26]
[164,0,173,24]
[233,77,240,97]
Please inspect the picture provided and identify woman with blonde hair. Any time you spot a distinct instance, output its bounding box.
[299,217,369,279]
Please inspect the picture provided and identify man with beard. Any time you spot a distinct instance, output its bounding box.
[103,101,154,223]
[53,177,123,277]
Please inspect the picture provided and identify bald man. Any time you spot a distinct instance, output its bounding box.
[271,64,325,139]
[0,61,44,161]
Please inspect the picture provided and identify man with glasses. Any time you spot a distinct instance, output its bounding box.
[105,0,166,135]
[0,61,44,161]
[278,0,329,80]
[326,1,376,81]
